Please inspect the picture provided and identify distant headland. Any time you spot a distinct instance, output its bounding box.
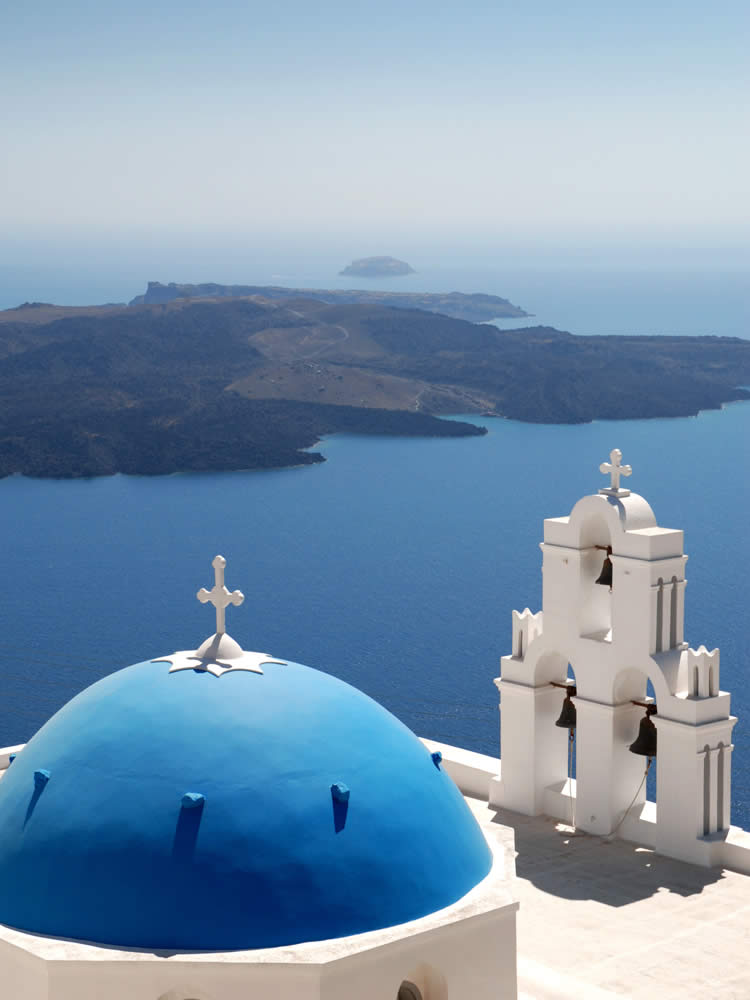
[339,256,415,278]
[1,285,748,480]
[130,281,529,323]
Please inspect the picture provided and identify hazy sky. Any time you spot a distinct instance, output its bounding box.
[2,0,748,248]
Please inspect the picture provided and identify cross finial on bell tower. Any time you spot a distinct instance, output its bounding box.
[599,448,632,496]
[197,555,244,635]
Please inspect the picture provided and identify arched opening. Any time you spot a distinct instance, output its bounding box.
[398,983,423,1000]
[644,678,657,804]
[397,963,448,1000]
[531,650,569,687]
[559,663,577,776]
[542,661,578,827]
[578,515,613,641]
[611,667,659,835]
[561,663,578,824]
[507,649,579,822]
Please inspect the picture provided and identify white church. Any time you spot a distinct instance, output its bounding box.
[0,448,748,1000]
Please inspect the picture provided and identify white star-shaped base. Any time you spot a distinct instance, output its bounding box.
[153,632,286,678]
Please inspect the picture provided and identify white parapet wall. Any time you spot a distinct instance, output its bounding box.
[417,739,750,877]
[419,739,501,801]
[0,746,25,770]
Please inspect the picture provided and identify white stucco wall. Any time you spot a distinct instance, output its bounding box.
[0,903,516,1000]
[490,486,740,870]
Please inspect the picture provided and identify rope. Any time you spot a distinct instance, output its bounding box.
[606,758,652,840]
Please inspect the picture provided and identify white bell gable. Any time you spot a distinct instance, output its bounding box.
[492,449,736,866]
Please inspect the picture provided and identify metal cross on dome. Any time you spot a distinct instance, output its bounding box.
[197,555,244,635]
[152,554,286,677]
[599,448,632,494]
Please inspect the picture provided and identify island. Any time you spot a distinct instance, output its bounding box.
[129,281,529,322]
[0,292,748,479]
[339,256,415,277]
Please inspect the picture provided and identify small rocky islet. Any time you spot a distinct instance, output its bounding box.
[339,256,416,277]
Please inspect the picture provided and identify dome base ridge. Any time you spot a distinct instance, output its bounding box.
[153,633,286,677]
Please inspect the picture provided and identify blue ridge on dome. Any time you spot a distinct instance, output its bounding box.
[0,656,492,951]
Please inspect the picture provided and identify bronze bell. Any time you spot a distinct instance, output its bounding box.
[629,707,657,757]
[595,546,613,587]
[555,686,577,730]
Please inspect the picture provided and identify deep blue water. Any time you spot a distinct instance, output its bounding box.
[1,401,749,823]
[320,266,750,339]
[1,255,748,823]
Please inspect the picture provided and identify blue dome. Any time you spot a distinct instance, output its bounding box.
[0,656,492,951]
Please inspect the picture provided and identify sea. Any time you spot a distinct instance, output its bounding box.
[1,262,749,823]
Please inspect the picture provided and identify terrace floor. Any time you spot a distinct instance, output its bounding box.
[468,798,750,1000]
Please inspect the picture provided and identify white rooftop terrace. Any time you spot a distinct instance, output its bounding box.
[462,780,750,1000]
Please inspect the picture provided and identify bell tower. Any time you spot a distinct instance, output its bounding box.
[491,449,737,866]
